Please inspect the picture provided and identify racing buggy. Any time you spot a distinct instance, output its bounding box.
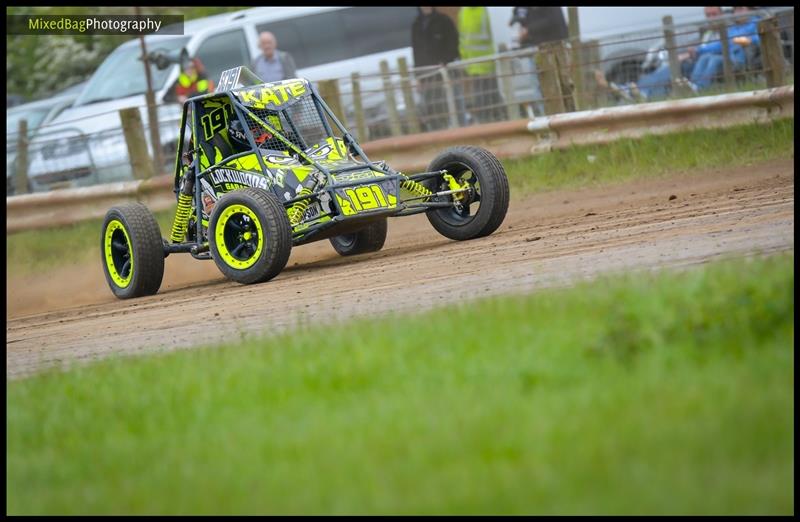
[101,67,509,298]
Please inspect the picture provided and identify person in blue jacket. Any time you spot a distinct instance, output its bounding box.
[689,6,761,90]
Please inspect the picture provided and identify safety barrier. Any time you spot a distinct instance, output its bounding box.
[6,85,793,234]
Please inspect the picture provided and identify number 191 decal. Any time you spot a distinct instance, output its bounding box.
[336,184,396,215]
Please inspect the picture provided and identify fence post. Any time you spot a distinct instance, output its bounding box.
[397,57,421,134]
[662,15,691,97]
[350,72,368,142]
[554,40,576,112]
[580,39,601,109]
[716,22,736,90]
[497,43,519,120]
[317,79,345,126]
[758,17,786,88]
[14,119,29,195]
[535,43,566,115]
[379,60,402,136]
[439,66,459,128]
[120,107,154,181]
[568,7,585,111]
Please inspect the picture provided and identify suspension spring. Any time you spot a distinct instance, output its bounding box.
[287,187,313,226]
[170,193,194,243]
[400,179,432,201]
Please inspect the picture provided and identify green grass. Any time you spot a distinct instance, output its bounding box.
[6,209,175,279]
[504,117,793,195]
[6,118,794,277]
[7,253,794,515]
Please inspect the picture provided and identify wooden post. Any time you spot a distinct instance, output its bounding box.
[439,66,459,128]
[497,43,518,120]
[580,39,601,109]
[397,56,421,134]
[758,17,786,88]
[662,15,690,96]
[379,59,402,136]
[554,40,576,112]
[120,107,154,181]
[317,79,345,126]
[135,7,163,178]
[350,72,368,141]
[717,23,735,90]
[567,7,584,110]
[14,119,29,195]
[535,43,566,115]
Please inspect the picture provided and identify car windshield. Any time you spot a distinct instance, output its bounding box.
[7,107,49,135]
[74,36,190,106]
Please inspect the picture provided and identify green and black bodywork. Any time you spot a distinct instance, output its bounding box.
[101,66,509,298]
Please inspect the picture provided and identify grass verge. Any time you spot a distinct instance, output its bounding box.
[504,117,793,194]
[6,253,794,515]
[6,118,794,276]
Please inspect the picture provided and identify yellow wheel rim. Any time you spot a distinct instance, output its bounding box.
[215,204,264,269]
[104,219,133,288]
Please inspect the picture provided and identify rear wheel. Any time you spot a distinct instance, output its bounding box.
[101,203,165,299]
[425,146,509,241]
[329,219,388,256]
[209,188,292,284]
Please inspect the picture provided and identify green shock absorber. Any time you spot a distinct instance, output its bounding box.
[400,178,433,201]
[170,193,194,243]
[287,187,313,226]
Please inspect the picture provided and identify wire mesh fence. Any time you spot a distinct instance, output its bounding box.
[6,8,794,195]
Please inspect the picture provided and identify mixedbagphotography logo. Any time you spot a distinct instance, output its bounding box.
[7,14,184,35]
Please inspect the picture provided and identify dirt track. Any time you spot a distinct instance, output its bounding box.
[6,158,794,378]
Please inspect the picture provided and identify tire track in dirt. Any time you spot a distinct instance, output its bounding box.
[6,158,794,378]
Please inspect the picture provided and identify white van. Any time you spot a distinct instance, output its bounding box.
[27,7,423,190]
[26,6,712,190]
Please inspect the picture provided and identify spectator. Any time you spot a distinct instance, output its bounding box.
[176,58,213,104]
[411,7,460,131]
[458,6,504,123]
[252,31,297,83]
[689,6,761,90]
[629,6,725,100]
[510,7,568,48]
[509,7,568,117]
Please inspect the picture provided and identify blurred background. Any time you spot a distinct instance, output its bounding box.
[6,6,794,195]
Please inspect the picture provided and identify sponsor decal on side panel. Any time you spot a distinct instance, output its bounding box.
[210,168,272,190]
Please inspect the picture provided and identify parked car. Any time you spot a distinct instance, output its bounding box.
[25,7,422,192]
[6,82,86,195]
[31,6,759,191]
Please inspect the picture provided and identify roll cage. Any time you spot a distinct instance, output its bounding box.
[169,67,456,256]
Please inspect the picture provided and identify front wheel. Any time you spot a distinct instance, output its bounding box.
[101,203,165,299]
[425,146,510,241]
[329,219,388,256]
[209,188,292,285]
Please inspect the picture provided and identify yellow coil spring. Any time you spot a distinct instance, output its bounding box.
[169,193,194,243]
[400,179,432,200]
[287,187,313,226]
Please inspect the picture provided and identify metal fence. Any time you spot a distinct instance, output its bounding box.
[7,8,794,195]
[332,8,794,141]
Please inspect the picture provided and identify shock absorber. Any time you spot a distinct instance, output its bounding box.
[400,178,432,201]
[170,175,195,243]
[287,187,313,226]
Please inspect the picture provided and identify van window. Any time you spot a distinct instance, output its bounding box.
[256,7,417,70]
[74,36,190,106]
[196,30,251,83]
